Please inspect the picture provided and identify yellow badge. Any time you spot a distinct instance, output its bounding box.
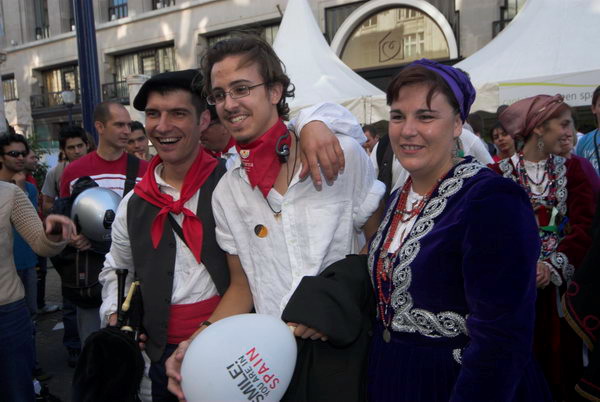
[240,149,250,159]
[254,224,268,238]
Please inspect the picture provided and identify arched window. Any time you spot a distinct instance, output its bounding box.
[340,7,450,71]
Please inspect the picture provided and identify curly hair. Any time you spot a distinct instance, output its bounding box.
[200,33,295,120]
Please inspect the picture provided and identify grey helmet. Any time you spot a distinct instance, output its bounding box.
[71,187,121,243]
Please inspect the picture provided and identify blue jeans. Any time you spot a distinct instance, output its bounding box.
[17,267,38,319]
[36,256,47,310]
[62,295,81,351]
[0,299,35,402]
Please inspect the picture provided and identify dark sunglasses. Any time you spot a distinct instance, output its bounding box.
[2,150,28,158]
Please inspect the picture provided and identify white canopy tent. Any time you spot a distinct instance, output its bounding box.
[273,0,388,123]
[455,0,600,112]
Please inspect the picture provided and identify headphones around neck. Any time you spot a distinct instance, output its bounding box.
[275,131,290,161]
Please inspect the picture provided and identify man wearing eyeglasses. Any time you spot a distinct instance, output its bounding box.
[97,68,351,400]
[166,35,384,401]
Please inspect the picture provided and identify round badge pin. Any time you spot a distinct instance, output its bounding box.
[254,224,268,238]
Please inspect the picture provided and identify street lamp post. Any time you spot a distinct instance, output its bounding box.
[61,89,76,125]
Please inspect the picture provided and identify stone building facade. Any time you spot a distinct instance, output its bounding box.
[0,0,524,146]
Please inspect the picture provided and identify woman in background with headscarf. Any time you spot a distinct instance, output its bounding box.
[367,60,551,402]
[492,95,595,400]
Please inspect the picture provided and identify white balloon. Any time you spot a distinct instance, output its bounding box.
[181,314,297,402]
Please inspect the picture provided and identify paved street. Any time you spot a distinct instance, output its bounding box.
[36,267,74,401]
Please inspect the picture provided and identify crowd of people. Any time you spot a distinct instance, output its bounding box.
[2,33,600,402]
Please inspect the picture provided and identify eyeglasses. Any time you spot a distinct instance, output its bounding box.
[207,83,266,105]
[2,150,28,158]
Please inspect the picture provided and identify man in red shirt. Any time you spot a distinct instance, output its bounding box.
[59,101,148,343]
[60,102,148,199]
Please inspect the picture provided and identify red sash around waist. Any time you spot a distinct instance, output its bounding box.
[167,295,221,344]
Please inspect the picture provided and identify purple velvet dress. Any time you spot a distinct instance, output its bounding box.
[367,158,552,402]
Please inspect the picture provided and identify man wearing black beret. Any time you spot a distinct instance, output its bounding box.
[99,69,229,400]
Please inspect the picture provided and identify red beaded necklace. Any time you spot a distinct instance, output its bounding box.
[375,176,438,342]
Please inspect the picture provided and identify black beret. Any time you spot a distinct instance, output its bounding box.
[132,69,203,111]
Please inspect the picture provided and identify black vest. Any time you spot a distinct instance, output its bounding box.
[127,162,229,362]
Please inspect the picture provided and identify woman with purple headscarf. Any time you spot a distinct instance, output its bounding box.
[367,60,551,401]
[491,95,595,400]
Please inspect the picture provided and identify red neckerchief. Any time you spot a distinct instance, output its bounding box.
[134,148,217,263]
[206,136,236,158]
[236,119,290,197]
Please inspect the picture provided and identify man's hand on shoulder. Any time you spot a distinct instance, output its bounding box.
[298,121,345,188]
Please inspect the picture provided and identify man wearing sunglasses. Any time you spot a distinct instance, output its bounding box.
[0,134,40,316]
[0,133,44,374]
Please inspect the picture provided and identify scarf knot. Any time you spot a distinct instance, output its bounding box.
[134,148,218,263]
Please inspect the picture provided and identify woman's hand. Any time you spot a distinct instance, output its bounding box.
[536,262,551,288]
[45,214,77,242]
[288,322,328,341]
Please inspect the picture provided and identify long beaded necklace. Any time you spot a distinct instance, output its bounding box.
[515,152,557,204]
[375,176,438,343]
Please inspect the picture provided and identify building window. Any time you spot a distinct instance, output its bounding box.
[152,0,176,10]
[398,8,419,20]
[2,75,18,101]
[114,44,175,81]
[493,0,527,37]
[109,0,128,21]
[68,1,75,32]
[104,45,174,103]
[340,7,450,71]
[325,1,368,42]
[206,22,280,47]
[31,64,80,108]
[34,0,50,39]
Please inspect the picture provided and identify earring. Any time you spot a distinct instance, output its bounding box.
[537,135,545,152]
[452,138,463,164]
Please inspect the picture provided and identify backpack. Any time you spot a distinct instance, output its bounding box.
[50,154,140,308]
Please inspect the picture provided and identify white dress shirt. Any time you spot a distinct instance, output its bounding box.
[213,135,385,317]
[99,164,218,326]
[290,102,367,144]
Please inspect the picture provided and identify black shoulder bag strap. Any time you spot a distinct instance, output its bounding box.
[166,160,223,256]
[167,214,187,248]
[124,153,140,196]
[593,129,600,176]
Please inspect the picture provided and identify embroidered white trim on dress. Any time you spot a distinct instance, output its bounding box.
[452,348,463,364]
[368,162,483,338]
[542,261,563,287]
[501,156,571,281]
